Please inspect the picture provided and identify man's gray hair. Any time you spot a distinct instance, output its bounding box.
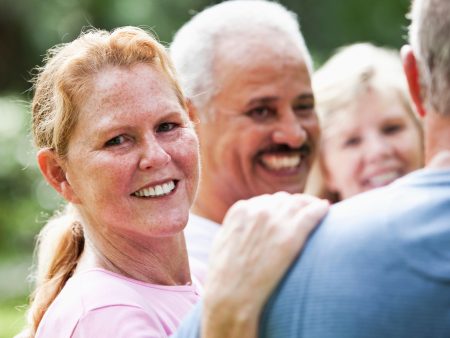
[409,0,450,116]
[170,0,312,119]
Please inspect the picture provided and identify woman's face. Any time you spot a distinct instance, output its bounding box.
[320,88,423,200]
[63,63,199,238]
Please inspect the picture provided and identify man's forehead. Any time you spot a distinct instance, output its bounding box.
[214,28,306,65]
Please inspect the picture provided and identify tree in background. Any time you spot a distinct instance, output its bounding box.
[0,0,410,94]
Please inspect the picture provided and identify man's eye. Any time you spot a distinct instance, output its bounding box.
[246,107,274,121]
[157,122,178,133]
[294,104,315,117]
[105,135,126,147]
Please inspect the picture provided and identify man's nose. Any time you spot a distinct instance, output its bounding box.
[272,109,307,147]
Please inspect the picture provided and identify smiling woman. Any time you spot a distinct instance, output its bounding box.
[16,25,329,338]
[305,43,424,202]
[22,27,201,338]
[52,62,199,239]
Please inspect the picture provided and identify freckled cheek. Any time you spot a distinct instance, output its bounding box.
[85,160,134,195]
[175,134,200,176]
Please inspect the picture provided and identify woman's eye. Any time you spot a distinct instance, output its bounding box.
[105,135,126,147]
[157,122,178,133]
[246,107,274,121]
[382,124,404,135]
[343,136,361,148]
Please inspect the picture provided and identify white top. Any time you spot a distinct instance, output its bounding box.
[184,213,221,266]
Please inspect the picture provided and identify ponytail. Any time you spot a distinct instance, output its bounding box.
[17,207,84,337]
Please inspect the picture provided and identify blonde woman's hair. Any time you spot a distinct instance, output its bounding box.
[20,26,186,337]
[305,43,423,202]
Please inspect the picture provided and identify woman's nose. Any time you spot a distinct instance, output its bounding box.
[363,133,393,163]
[139,139,171,170]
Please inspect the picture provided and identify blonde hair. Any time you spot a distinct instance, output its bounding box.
[21,26,186,337]
[306,43,423,202]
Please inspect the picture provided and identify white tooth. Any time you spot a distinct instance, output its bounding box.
[143,188,150,197]
[155,185,164,196]
[148,187,155,196]
[166,182,173,192]
[263,155,301,170]
[168,181,175,190]
[369,172,399,187]
[163,183,170,194]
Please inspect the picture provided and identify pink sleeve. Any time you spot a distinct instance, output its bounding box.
[71,305,168,338]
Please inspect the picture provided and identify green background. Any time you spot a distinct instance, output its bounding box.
[0,0,410,336]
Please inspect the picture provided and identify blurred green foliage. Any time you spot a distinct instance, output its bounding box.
[0,96,62,259]
[0,295,26,338]
[1,0,410,94]
[0,0,410,335]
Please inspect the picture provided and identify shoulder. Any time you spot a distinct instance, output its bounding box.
[322,168,450,235]
[308,168,450,279]
[260,170,450,336]
[72,305,168,337]
[36,269,200,337]
[36,269,156,337]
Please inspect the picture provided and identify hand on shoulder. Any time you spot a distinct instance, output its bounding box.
[201,192,329,338]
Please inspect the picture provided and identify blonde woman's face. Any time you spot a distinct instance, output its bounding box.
[63,63,200,238]
[321,88,423,200]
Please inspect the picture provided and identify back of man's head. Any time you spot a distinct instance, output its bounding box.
[410,0,450,116]
[170,0,312,120]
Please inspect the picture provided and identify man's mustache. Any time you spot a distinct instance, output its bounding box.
[257,143,312,155]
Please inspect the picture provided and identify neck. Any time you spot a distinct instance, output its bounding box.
[77,225,191,286]
[192,182,229,224]
[424,112,450,167]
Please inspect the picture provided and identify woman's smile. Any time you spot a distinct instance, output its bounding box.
[132,179,178,198]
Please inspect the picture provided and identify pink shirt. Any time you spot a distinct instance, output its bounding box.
[36,268,203,338]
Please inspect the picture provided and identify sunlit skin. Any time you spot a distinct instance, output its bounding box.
[40,63,200,283]
[193,32,320,223]
[320,88,423,200]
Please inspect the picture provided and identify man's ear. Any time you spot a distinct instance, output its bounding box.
[401,45,427,117]
[186,99,200,124]
[186,99,202,137]
[37,148,81,204]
